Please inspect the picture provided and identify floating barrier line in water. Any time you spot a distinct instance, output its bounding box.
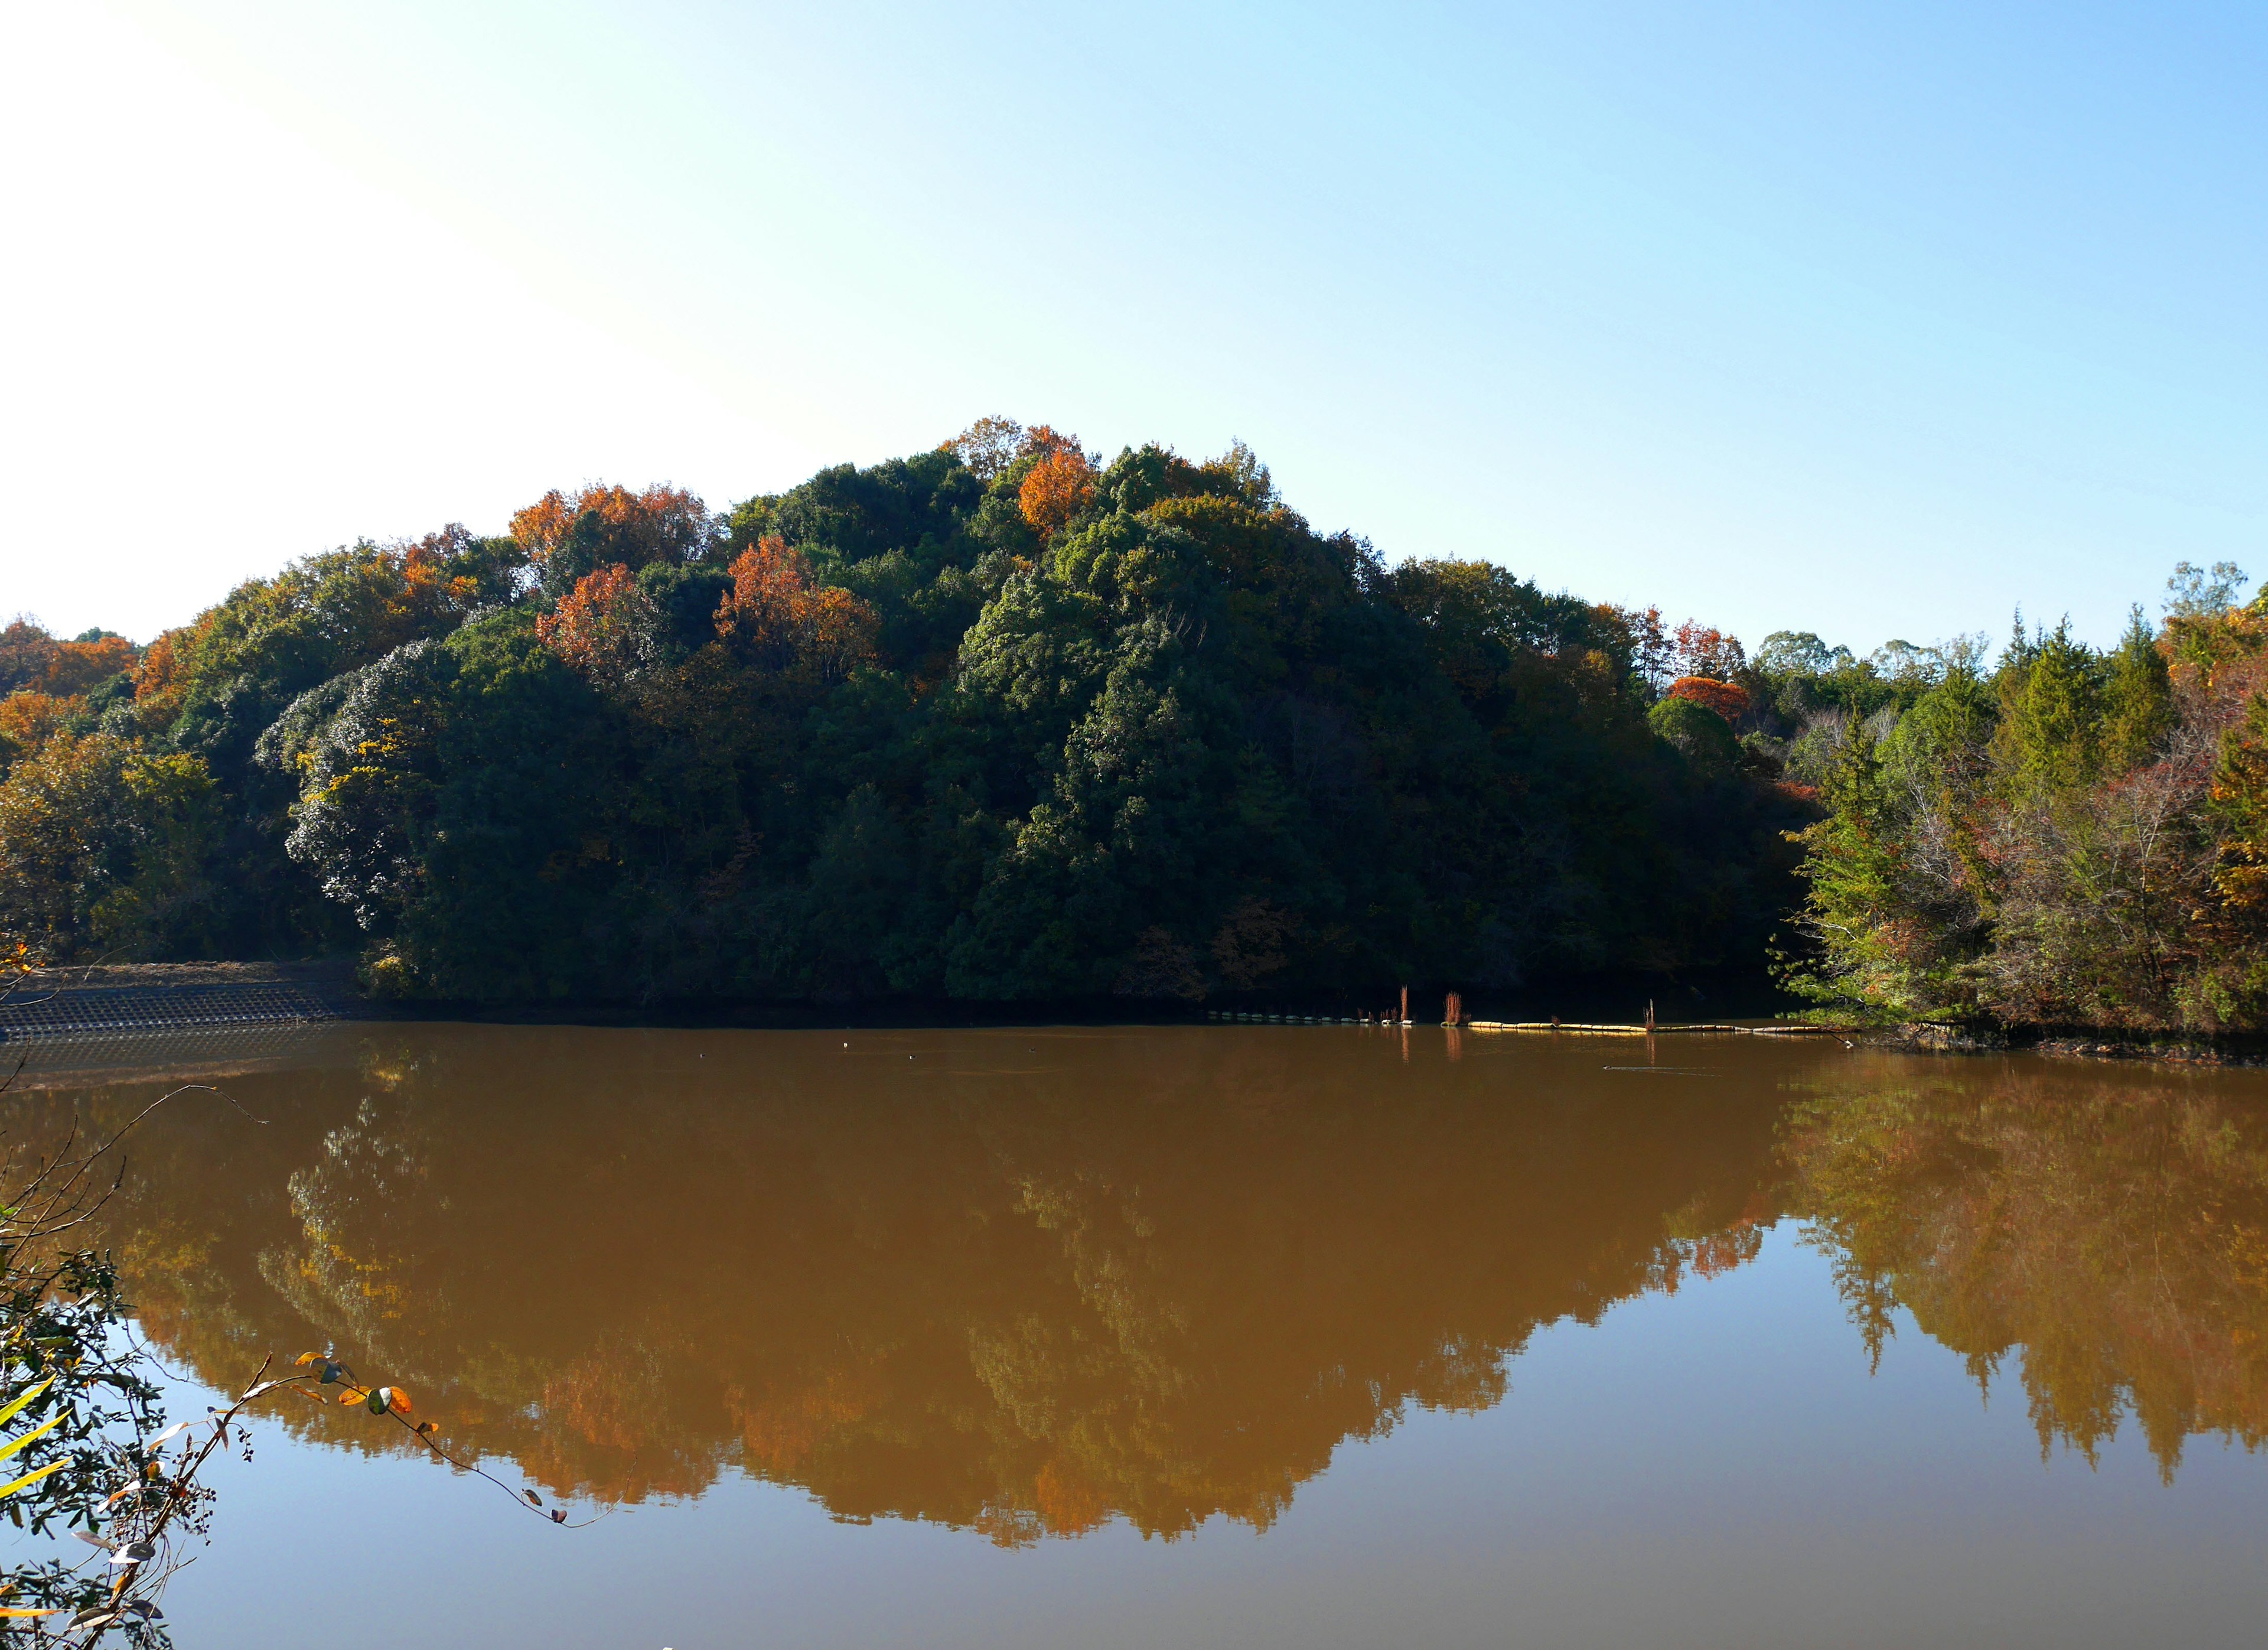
[1465,1021,1748,1034]
[1467,1021,1860,1036]
[1200,1012,1862,1036]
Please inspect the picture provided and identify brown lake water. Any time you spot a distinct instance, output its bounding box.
[11,1022,2268,1647]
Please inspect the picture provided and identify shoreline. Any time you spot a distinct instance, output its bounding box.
[7,964,2263,1071]
[1866,1021,2268,1069]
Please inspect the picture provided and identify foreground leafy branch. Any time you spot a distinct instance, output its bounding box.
[0,1063,577,1647]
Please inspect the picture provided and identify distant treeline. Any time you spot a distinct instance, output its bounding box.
[0,421,2246,1026]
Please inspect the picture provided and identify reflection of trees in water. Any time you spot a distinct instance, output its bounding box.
[58,1027,1785,1538]
[1784,1062,2268,1477]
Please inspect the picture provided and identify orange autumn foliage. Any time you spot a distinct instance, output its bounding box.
[1667,675,1751,724]
[133,629,187,701]
[1032,1459,1110,1535]
[715,536,879,685]
[40,634,138,697]
[1685,1219,1765,1280]
[726,1369,884,1477]
[1670,621,1745,682]
[536,564,651,683]
[0,619,55,695]
[940,418,1086,483]
[0,691,75,763]
[130,621,210,728]
[524,1341,712,1502]
[1021,424,1083,460]
[510,482,712,569]
[1018,448,1096,539]
[398,535,486,612]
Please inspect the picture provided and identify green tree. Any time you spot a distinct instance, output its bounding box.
[1647,695,1741,776]
[0,733,220,963]
[1783,717,1966,1017]
[2100,605,2174,772]
[1999,622,2103,795]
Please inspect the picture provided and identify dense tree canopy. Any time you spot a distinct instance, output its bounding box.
[1776,563,2268,1031]
[11,425,2253,1028]
[2,423,1819,1005]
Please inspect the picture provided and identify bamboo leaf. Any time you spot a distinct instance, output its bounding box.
[0,1405,66,1465]
[0,1376,53,1431]
[0,1459,66,1499]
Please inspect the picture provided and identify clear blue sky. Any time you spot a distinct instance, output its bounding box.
[5,2,2263,655]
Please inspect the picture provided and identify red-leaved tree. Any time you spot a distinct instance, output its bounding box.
[1018,448,1096,539]
[511,483,712,571]
[1671,622,1746,682]
[715,537,879,685]
[536,564,654,685]
[1667,675,1752,724]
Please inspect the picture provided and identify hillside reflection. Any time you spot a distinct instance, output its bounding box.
[1783,1059,2268,1477]
[62,1025,1786,1539]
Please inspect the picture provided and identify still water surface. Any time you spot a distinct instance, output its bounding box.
[15,1023,2268,1646]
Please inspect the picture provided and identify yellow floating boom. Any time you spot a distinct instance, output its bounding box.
[1462,1021,1855,1036]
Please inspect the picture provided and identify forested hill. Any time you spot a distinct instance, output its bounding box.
[0,420,1872,1008]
